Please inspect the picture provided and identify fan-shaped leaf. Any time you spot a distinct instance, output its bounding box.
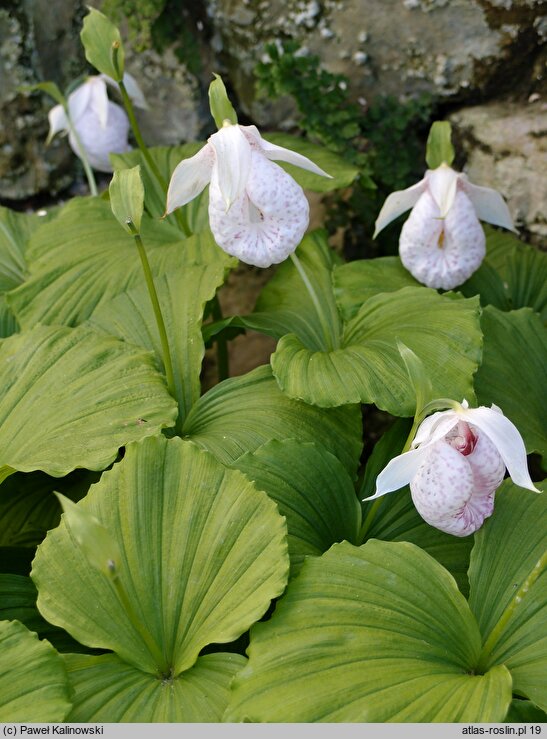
[468,480,547,709]
[0,324,177,476]
[232,439,361,574]
[0,620,72,722]
[226,540,512,722]
[32,436,288,679]
[182,365,363,478]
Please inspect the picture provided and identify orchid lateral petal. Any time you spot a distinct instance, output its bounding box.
[47,105,68,143]
[242,125,332,178]
[165,144,214,214]
[373,179,426,238]
[366,447,430,500]
[209,124,252,209]
[457,406,540,492]
[425,164,459,217]
[461,178,517,233]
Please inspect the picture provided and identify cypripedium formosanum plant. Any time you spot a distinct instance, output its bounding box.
[47,74,146,173]
[365,401,539,537]
[166,79,331,267]
[374,149,516,291]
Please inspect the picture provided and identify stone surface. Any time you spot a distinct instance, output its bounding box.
[449,100,547,245]
[206,0,546,125]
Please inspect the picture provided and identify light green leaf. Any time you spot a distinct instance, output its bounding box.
[0,296,18,338]
[272,287,481,413]
[0,205,52,293]
[21,81,65,106]
[226,540,512,722]
[232,439,361,575]
[80,7,124,81]
[8,197,229,329]
[0,620,72,722]
[182,364,363,478]
[109,165,145,233]
[32,436,288,678]
[64,652,246,722]
[426,121,455,169]
[0,324,177,476]
[333,256,420,322]
[208,74,237,128]
[474,306,547,458]
[263,133,360,192]
[0,469,99,547]
[88,263,225,426]
[250,231,342,350]
[110,143,208,229]
[468,480,547,710]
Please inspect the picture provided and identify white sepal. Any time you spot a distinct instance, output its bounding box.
[425,164,459,217]
[165,144,214,214]
[47,104,69,143]
[461,178,517,233]
[373,179,426,238]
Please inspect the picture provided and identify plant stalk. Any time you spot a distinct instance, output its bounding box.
[65,111,98,196]
[132,231,176,403]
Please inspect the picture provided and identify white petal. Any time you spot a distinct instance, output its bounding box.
[457,406,539,492]
[373,179,426,238]
[426,164,459,217]
[399,189,486,289]
[209,125,252,209]
[69,101,130,172]
[366,446,430,500]
[47,104,68,142]
[412,409,460,448]
[241,125,332,178]
[460,177,517,233]
[165,144,214,214]
[87,77,110,129]
[208,151,309,268]
[67,81,92,124]
[410,440,487,537]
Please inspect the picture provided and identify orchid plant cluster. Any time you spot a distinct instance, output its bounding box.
[0,8,545,726]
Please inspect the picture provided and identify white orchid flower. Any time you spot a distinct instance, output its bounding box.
[166,121,331,267]
[365,401,539,537]
[47,74,146,173]
[374,164,517,290]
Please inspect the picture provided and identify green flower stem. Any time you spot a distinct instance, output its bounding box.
[116,78,191,238]
[109,565,170,675]
[289,251,334,351]
[65,110,98,196]
[131,230,176,405]
[211,295,229,382]
[476,551,547,673]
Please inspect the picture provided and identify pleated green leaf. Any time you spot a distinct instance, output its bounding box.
[88,263,225,426]
[272,287,481,413]
[0,469,99,547]
[0,206,52,293]
[0,620,72,722]
[333,256,419,322]
[226,540,512,722]
[232,439,361,575]
[7,197,231,329]
[505,699,547,723]
[474,307,547,458]
[32,436,288,679]
[182,364,363,478]
[0,295,18,338]
[468,480,547,710]
[64,652,246,722]
[263,133,360,192]
[0,324,177,476]
[251,230,342,349]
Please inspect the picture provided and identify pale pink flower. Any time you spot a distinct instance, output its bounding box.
[374,164,516,290]
[165,122,330,267]
[47,74,146,173]
[365,402,539,537]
